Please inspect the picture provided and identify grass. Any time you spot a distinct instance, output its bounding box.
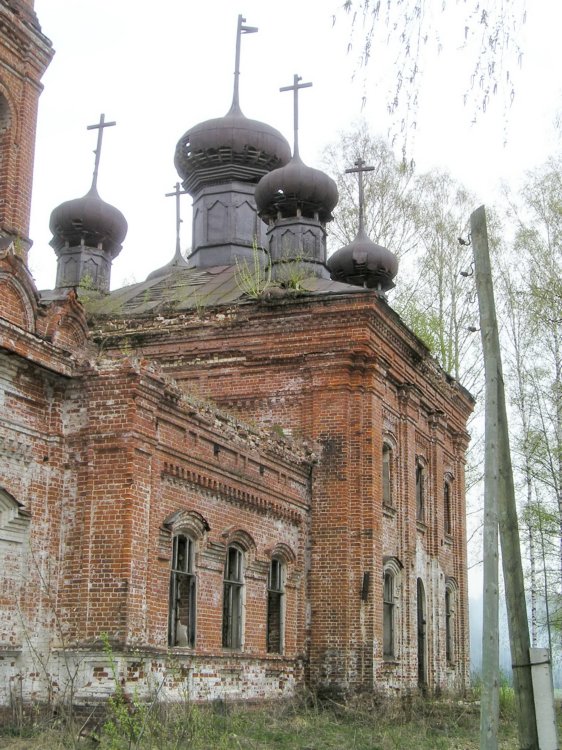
[0,691,558,750]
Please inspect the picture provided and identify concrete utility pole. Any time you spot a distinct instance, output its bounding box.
[471,205,539,750]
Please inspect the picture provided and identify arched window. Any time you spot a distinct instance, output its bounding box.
[267,557,285,654]
[383,571,395,657]
[444,476,453,536]
[168,534,196,647]
[415,458,426,522]
[445,578,458,664]
[382,556,402,660]
[382,442,392,507]
[223,545,244,649]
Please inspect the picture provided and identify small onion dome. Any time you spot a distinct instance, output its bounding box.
[255,154,338,223]
[146,250,189,280]
[174,103,291,195]
[327,228,399,292]
[49,185,128,258]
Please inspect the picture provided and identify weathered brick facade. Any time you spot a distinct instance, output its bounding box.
[0,3,473,709]
[0,0,53,258]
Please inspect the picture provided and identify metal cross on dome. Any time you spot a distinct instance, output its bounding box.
[345,158,375,235]
[87,113,116,191]
[280,74,312,159]
[165,182,188,259]
[232,14,258,110]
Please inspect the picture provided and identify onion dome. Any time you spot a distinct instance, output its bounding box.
[174,102,291,195]
[327,228,399,292]
[49,184,127,259]
[255,154,338,223]
[146,248,189,280]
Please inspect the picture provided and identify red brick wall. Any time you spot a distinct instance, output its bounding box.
[93,292,473,693]
[0,1,53,256]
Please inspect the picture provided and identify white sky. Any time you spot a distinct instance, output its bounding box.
[29,1,562,291]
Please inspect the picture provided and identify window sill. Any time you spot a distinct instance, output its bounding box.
[416,520,427,533]
[383,504,396,518]
[382,657,399,665]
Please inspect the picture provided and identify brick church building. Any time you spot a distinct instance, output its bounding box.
[0,1,472,707]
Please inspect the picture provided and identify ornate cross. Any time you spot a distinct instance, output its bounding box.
[232,15,258,110]
[345,158,375,234]
[165,182,188,258]
[280,74,312,158]
[87,113,116,190]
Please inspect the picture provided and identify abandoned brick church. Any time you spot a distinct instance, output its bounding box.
[0,1,473,707]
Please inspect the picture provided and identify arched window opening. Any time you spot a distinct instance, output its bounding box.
[382,442,392,507]
[383,571,395,658]
[168,534,196,648]
[416,459,425,522]
[445,579,457,665]
[267,557,285,653]
[444,477,453,536]
[223,544,244,649]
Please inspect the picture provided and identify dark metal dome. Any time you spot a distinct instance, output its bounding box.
[255,154,338,223]
[327,228,398,292]
[49,185,128,258]
[174,103,291,195]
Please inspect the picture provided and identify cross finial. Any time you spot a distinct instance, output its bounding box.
[280,74,312,159]
[86,113,116,191]
[345,158,375,234]
[165,182,188,259]
[232,14,258,111]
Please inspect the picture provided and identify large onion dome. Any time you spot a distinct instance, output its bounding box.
[327,228,398,292]
[49,185,128,259]
[174,102,291,195]
[254,153,338,223]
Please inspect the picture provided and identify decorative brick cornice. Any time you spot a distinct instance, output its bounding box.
[161,462,303,526]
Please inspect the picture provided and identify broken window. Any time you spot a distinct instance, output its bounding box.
[382,442,392,506]
[383,571,395,658]
[444,478,453,536]
[267,558,284,653]
[415,459,425,522]
[223,545,244,649]
[168,534,196,648]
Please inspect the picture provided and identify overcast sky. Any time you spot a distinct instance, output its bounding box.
[29,1,561,290]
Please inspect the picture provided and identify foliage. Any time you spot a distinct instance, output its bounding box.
[234,241,271,298]
[336,1,526,152]
[322,122,420,258]
[0,692,537,749]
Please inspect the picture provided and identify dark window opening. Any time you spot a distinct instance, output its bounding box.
[444,480,452,535]
[267,558,284,653]
[382,443,392,506]
[383,572,395,658]
[223,545,244,649]
[416,461,425,522]
[446,588,454,663]
[168,534,196,648]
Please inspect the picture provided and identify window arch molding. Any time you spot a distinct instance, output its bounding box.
[220,527,257,562]
[265,542,296,567]
[0,486,30,543]
[163,509,210,540]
